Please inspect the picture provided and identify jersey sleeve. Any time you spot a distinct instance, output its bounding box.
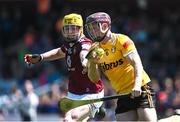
[80,39,92,67]
[118,34,136,57]
[81,41,92,51]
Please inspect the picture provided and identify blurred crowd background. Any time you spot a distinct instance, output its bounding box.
[0,0,180,121]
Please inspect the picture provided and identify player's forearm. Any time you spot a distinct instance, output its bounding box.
[41,48,65,61]
[133,60,143,88]
[87,60,100,83]
[126,50,143,88]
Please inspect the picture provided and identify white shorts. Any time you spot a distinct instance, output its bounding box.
[67,90,104,118]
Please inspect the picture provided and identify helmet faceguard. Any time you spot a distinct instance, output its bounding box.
[62,25,81,42]
[62,13,83,43]
[85,12,111,42]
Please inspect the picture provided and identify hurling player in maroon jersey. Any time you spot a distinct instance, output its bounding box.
[24,13,104,122]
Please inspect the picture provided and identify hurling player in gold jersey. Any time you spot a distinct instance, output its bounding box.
[85,12,157,121]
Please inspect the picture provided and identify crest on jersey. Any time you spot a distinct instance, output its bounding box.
[111,47,116,53]
[104,49,109,56]
[68,48,72,54]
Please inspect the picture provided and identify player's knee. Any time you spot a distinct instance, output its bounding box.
[63,116,72,122]
[64,112,74,122]
[71,111,80,120]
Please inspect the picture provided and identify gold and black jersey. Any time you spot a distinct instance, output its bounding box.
[98,33,150,94]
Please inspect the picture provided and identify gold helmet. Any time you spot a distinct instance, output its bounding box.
[62,13,83,42]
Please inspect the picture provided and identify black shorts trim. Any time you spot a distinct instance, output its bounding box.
[115,82,156,114]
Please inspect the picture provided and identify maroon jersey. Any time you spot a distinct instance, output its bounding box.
[61,36,104,95]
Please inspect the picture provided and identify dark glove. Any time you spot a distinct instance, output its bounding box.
[24,54,43,64]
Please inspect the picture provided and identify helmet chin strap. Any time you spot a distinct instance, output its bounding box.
[94,31,108,42]
[63,32,82,43]
[67,32,83,43]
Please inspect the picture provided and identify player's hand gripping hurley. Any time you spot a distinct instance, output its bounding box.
[86,42,105,60]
